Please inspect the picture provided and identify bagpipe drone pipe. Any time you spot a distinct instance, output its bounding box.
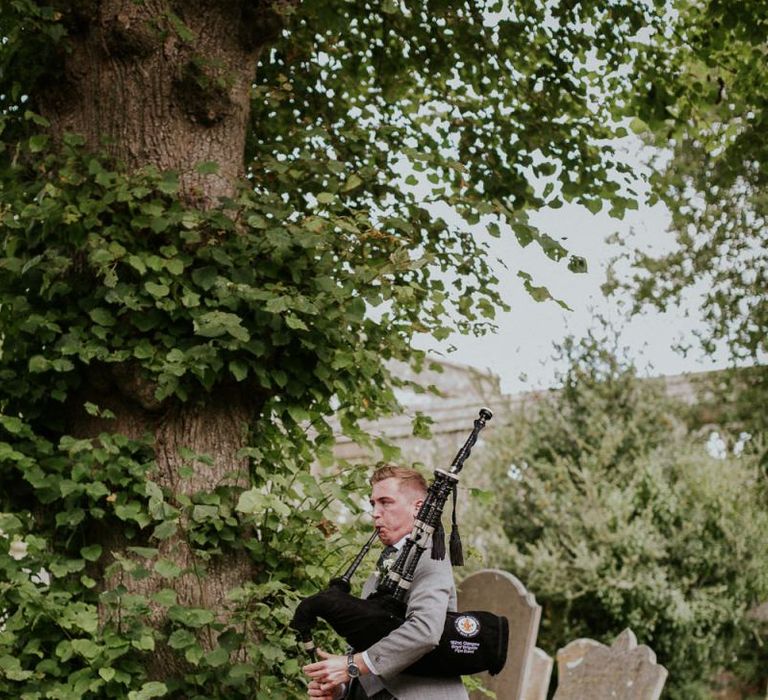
[290,408,509,678]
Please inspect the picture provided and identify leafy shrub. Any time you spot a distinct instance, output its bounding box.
[475,335,768,699]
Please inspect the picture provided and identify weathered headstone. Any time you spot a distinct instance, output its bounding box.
[556,637,602,678]
[520,647,554,700]
[554,628,668,700]
[458,569,541,700]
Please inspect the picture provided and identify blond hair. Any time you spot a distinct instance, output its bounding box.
[370,464,428,497]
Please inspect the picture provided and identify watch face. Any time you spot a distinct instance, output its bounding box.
[347,656,360,678]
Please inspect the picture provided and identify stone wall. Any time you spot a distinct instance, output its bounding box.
[331,358,731,470]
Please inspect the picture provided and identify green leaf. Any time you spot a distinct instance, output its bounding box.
[205,646,229,667]
[133,633,155,651]
[341,174,363,192]
[133,340,155,360]
[158,172,179,194]
[80,544,102,561]
[151,216,171,234]
[145,255,164,272]
[49,558,86,577]
[195,161,219,174]
[194,311,250,342]
[0,416,25,435]
[518,270,552,303]
[89,308,116,327]
[247,214,269,229]
[152,520,178,541]
[154,559,182,579]
[153,588,178,606]
[191,266,218,290]
[145,281,170,298]
[181,212,200,229]
[165,258,185,275]
[29,134,49,152]
[24,110,50,127]
[59,603,99,634]
[236,488,264,514]
[585,199,602,214]
[229,359,248,381]
[568,256,588,273]
[181,289,201,307]
[265,296,289,314]
[285,314,308,331]
[128,682,168,700]
[191,505,219,522]
[0,513,22,533]
[168,629,196,649]
[168,606,215,628]
[127,255,147,274]
[0,655,33,681]
[28,355,49,373]
[70,639,101,661]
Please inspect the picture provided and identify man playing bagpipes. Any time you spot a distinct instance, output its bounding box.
[302,465,469,700]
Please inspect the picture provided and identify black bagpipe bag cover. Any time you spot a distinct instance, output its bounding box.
[292,584,509,677]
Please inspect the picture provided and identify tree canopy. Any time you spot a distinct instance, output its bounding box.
[615,0,766,399]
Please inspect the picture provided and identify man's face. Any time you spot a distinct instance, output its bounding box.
[369,477,423,546]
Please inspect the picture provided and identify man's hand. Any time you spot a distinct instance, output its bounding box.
[307,679,343,699]
[303,649,349,688]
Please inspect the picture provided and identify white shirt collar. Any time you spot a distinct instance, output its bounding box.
[393,534,408,551]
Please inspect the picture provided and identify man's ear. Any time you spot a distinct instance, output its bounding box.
[413,498,423,514]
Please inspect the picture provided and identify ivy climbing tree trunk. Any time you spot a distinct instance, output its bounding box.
[69,376,262,678]
[34,0,288,680]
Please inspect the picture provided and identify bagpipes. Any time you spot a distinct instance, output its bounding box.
[290,408,509,678]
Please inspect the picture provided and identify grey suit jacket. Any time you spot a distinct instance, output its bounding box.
[357,552,469,700]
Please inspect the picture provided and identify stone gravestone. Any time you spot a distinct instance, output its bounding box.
[554,628,668,700]
[556,637,602,678]
[520,647,554,700]
[458,569,541,700]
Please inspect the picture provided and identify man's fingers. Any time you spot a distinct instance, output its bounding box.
[307,679,334,700]
[303,661,325,675]
[303,648,330,675]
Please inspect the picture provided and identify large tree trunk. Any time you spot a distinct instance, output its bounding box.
[35,0,287,679]
[69,370,262,676]
[40,0,283,203]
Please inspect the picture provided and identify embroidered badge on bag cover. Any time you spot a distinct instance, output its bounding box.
[454,614,481,638]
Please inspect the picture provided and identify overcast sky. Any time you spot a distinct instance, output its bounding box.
[414,193,731,396]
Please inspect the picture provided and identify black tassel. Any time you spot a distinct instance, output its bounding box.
[432,520,446,560]
[449,526,464,567]
[449,484,464,566]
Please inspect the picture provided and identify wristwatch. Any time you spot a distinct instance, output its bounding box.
[346,653,360,679]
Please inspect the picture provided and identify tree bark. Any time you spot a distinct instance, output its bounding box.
[36,0,290,680]
[40,0,281,204]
